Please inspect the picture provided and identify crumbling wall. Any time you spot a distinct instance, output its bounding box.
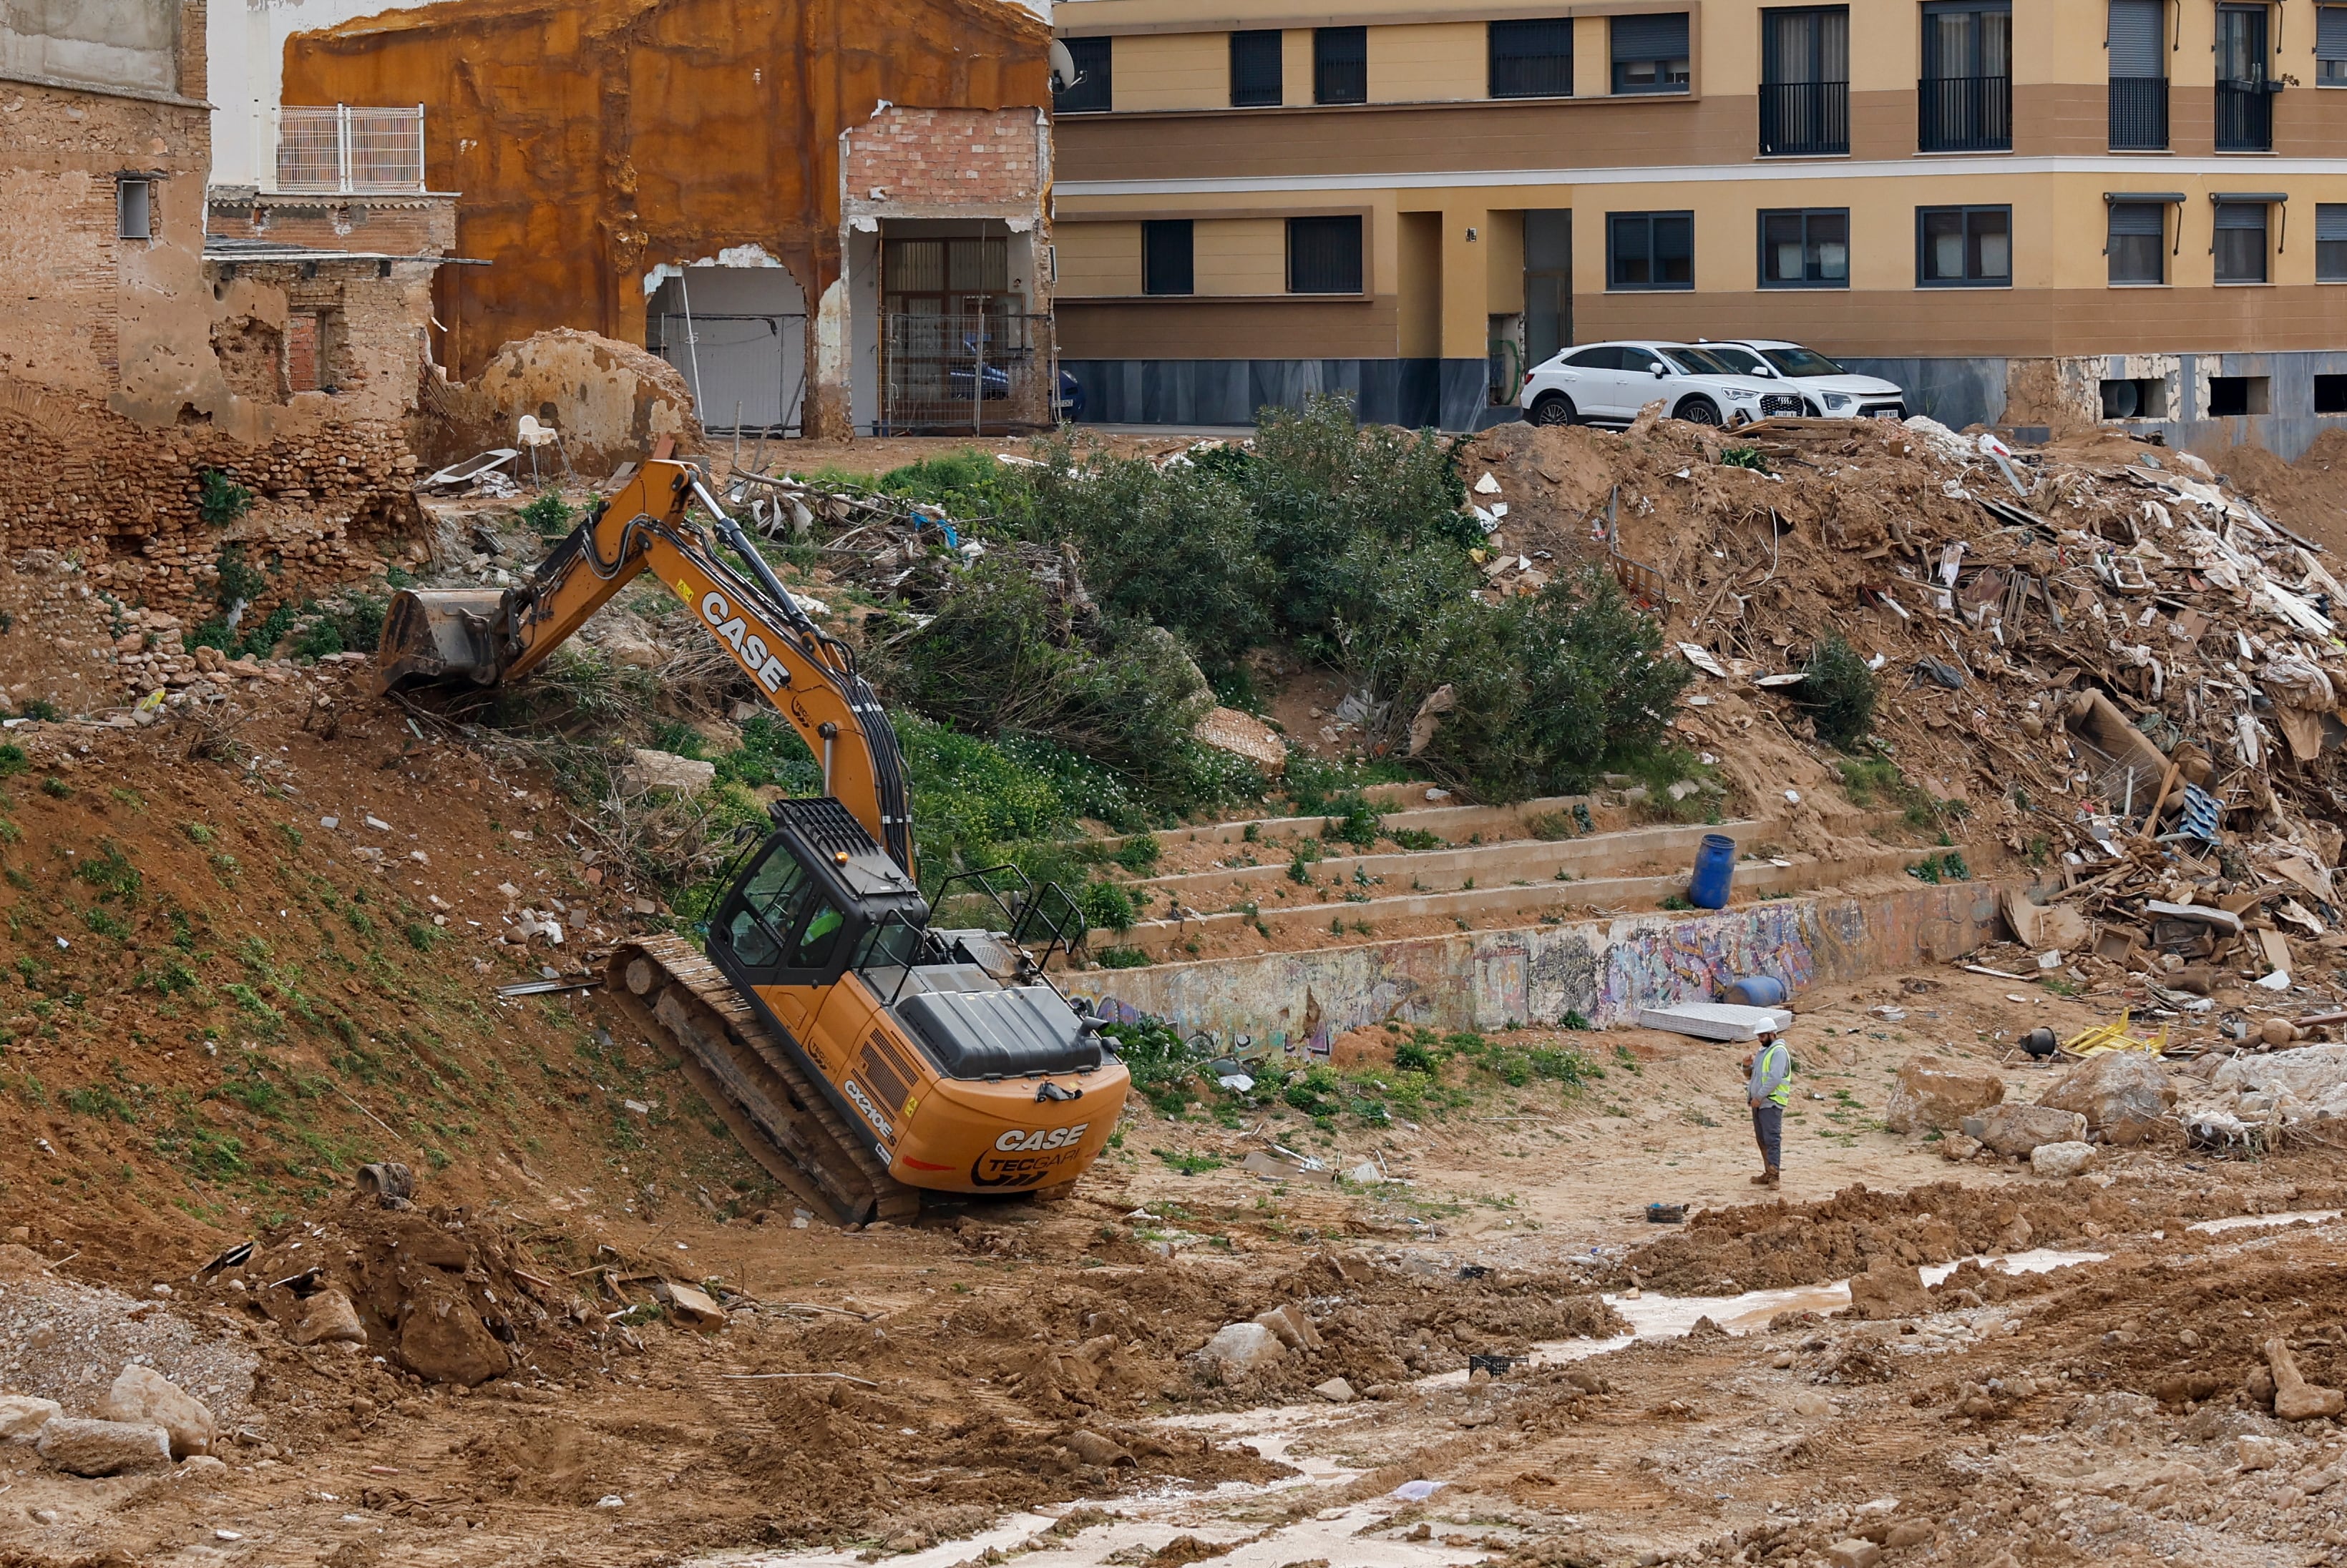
[204,192,457,258]
[414,328,706,476]
[0,379,421,625]
[282,0,1052,435]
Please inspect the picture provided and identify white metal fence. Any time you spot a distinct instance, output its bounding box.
[275,106,426,195]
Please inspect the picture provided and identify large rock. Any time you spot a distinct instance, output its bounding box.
[2268,1337,2347,1422]
[35,1417,172,1476]
[2036,1052,2175,1142]
[1974,1103,2087,1157]
[1846,1257,1932,1320]
[2213,1043,2347,1102]
[396,1279,510,1386]
[1883,1055,2006,1133]
[618,748,716,797]
[2030,1141,2097,1180]
[0,1394,59,1441]
[291,1288,368,1347]
[1252,1303,1324,1353]
[1200,1321,1287,1381]
[102,1366,215,1459]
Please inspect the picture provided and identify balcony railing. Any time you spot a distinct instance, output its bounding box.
[275,105,426,195]
[1918,73,2010,152]
[2108,76,2168,150]
[2215,80,2273,151]
[1759,79,1850,156]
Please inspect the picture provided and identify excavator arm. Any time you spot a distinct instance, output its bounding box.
[371,458,916,877]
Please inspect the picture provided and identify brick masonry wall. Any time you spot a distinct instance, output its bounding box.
[205,195,458,258]
[0,0,439,712]
[841,107,1043,209]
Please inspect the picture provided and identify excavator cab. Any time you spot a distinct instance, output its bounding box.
[702,798,1118,1199]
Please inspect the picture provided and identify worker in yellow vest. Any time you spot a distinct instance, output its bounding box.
[1742,1025,1791,1189]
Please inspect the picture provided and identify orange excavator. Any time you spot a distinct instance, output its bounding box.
[371,457,1128,1222]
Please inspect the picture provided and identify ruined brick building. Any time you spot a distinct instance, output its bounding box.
[0,0,449,677]
[279,0,1058,438]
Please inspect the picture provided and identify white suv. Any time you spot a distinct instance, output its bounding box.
[1703,340,1908,420]
[1519,340,1799,428]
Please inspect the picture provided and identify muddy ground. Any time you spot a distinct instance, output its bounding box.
[1,631,2346,1564]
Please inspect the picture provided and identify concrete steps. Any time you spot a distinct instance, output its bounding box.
[1136,817,1767,909]
[1131,793,1596,852]
[1088,797,1971,958]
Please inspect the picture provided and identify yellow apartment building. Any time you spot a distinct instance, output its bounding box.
[1049,0,2347,451]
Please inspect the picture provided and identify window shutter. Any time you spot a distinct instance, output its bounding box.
[1230,30,1283,107]
[2108,0,2163,77]
[2214,202,2266,230]
[1611,12,1689,62]
[2317,203,2347,243]
[2322,6,2347,59]
[2107,202,2164,237]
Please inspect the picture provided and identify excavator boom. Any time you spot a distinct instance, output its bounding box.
[372,458,1126,1223]
[374,459,914,873]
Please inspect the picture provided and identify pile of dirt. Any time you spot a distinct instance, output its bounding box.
[1612,1178,2343,1295]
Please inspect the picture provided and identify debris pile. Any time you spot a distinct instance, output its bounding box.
[1459,413,2347,1047]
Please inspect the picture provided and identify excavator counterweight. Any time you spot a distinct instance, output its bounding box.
[376,457,1128,1222]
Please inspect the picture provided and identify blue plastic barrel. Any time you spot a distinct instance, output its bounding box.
[1688,833,1737,909]
[1724,975,1787,1007]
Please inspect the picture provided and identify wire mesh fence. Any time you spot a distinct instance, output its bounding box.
[276,107,426,195]
[880,312,1053,435]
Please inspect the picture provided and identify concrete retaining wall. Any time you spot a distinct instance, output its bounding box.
[1073,880,2004,1047]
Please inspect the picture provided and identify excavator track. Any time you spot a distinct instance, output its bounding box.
[603,936,919,1226]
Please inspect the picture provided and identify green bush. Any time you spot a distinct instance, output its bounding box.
[519,491,576,535]
[1796,634,1877,750]
[1079,880,1138,932]
[1020,444,1274,672]
[876,449,1034,525]
[197,469,253,526]
[1395,569,1693,803]
[870,558,1211,805]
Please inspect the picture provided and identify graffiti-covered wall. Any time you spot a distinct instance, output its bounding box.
[1077,883,2004,1050]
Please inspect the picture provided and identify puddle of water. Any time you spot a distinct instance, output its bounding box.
[2187,1209,2341,1235]
[699,1401,1480,1568]
[1418,1248,2111,1385]
[702,1250,2124,1567]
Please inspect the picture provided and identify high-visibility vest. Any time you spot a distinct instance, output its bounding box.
[1757,1039,1792,1107]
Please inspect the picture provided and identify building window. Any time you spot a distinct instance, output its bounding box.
[2105,201,2166,285]
[1490,19,1573,99]
[1760,9,1848,155]
[1758,209,1848,287]
[116,177,153,241]
[2215,4,2272,150]
[1917,205,2010,285]
[2208,375,2268,416]
[2317,375,2347,413]
[1142,220,1194,295]
[1314,27,1367,105]
[2321,5,2347,84]
[1918,1,2010,151]
[1231,30,1283,107]
[1608,210,1694,290]
[2107,0,2167,149]
[1611,14,1690,94]
[2213,200,2270,284]
[1287,215,1362,293]
[2319,204,2347,280]
[1055,37,1111,113]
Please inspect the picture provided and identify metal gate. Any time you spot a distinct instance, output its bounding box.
[880,311,1053,435]
[649,310,807,436]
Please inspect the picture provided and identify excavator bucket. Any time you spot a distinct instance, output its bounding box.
[369,589,511,696]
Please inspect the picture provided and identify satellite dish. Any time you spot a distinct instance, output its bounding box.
[1049,38,1082,92]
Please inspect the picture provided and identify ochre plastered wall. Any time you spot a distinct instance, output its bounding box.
[283,0,1052,437]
